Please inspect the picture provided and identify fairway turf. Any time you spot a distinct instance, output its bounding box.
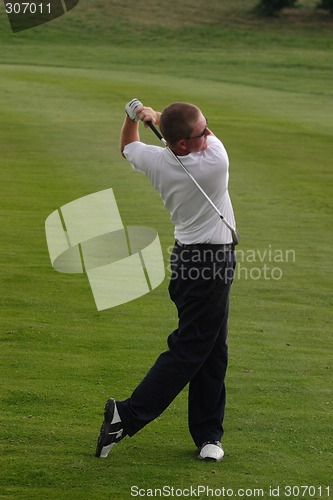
[0,1,332,498]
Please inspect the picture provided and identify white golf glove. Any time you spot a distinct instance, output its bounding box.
[125,98,143,122]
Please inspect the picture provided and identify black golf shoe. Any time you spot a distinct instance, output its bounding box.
[96,398,125,458]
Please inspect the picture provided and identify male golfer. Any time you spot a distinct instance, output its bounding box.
[96,99,236,462]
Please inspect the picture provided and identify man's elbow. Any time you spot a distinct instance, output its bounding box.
[120,141,127,158]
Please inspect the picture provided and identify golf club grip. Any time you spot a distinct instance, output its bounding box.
[147,122,164,142]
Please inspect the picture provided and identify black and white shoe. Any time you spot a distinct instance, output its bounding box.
[198,441,224,462]
[96,398,125,458]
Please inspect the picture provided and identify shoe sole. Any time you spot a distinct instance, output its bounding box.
[198,455,224,462]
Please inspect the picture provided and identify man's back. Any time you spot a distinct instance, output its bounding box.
[124,135,235,244]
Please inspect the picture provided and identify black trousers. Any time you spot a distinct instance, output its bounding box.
[117,243,236,447]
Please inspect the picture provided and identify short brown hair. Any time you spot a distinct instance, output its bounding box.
[159,103,201,147]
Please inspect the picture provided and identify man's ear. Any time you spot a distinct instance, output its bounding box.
[176,139,188,152]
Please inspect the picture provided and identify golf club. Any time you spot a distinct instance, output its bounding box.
[147,121,240,246]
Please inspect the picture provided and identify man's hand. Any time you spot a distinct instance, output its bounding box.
[125,98,161,126]
[121,99,162,157]
[125,98,143,122]
[139,107,161,127]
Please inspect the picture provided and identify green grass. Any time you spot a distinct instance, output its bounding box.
[0,0,332,498]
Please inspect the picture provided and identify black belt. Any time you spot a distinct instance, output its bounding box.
[175,240,234,251]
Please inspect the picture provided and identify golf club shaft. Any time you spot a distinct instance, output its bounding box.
[147,122,240,245]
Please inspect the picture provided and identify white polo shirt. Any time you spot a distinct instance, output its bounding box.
[123,135,236,244]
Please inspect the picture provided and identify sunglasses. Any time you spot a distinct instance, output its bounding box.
[185,120,208,140]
